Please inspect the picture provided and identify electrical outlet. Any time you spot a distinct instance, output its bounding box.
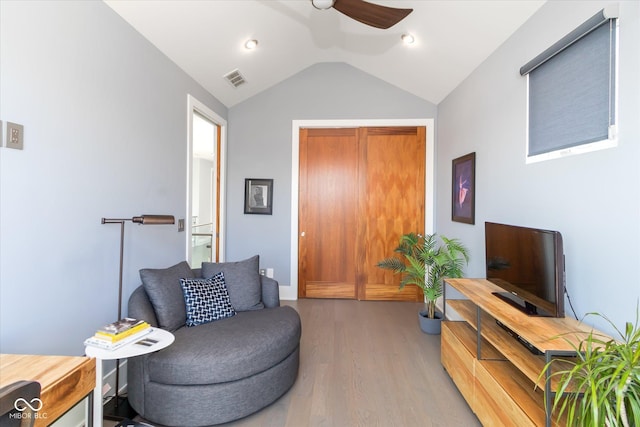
[266,268,274,278]
[6,122,24,150]
[0,121,3,147]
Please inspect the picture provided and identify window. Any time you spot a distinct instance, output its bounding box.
[521,8,618,163]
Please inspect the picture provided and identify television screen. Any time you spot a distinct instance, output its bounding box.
[485,222,564,317]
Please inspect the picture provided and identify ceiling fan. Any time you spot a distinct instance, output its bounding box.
[311,0,413,29]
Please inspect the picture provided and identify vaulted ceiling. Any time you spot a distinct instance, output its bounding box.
[105,0,545,108]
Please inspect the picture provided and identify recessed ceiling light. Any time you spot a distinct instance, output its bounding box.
[401,33,415,45]
[244,39,258,50]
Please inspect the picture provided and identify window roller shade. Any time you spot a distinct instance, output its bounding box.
[523,7,618,160]
[521,8,617,76]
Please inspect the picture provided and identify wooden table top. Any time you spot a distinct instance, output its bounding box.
[445,278,607,351]
[0,354,95,426]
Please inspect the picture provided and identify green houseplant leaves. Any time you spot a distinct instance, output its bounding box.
[377,233,469,319]
[540,309,640,427]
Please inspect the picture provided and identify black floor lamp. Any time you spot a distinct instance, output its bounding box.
[101,214,175,415]
[101,215,175,319]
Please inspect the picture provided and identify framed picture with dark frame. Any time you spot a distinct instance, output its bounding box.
[452,152,475,224]
[244,178,273,215]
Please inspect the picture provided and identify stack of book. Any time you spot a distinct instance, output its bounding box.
[84,318,152,350]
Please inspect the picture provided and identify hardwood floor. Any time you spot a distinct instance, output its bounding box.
[223,299,480,427]
[128,299,480,427]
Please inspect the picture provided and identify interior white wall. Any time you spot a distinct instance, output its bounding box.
[0,1,227,355]
[194,158,214,229]
[437,0,640,335]
[226,62,438,288]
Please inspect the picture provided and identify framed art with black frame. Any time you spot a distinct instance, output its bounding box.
[452,152,475,224]
[244,178,273,215]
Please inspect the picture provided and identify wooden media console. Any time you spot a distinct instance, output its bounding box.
[441,278,603,427]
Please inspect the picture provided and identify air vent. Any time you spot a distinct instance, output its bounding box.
[223,69,246,88]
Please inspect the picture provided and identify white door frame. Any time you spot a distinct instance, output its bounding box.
[286,118,435,301]
[187,94,228,264]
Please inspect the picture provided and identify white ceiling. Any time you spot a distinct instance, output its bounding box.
[105,0,545,108]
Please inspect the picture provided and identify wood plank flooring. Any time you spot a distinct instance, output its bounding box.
[224,299,480,427]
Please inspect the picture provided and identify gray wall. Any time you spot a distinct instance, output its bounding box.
[226,62,437,285]
[2,0,637,357]
[437,0,640,334]
[0,1,226,355]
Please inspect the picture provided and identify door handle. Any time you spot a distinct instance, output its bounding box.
[300,231,306,237]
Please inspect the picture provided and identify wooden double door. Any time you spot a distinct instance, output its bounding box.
[298,126,426,301]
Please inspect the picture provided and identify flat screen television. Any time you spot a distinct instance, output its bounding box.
[485,222,565,318]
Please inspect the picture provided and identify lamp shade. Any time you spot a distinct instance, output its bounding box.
[132,215,175,225]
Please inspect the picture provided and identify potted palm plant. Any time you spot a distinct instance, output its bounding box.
[540,310,640,426]
[377,232,469,334]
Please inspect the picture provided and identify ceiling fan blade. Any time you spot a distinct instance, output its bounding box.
[332,0,413,29]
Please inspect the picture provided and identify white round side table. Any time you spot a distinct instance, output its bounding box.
[85,328,174,426]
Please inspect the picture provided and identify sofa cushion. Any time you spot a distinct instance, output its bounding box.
[145,306,301,385]
[201,255,264,312]
[140,261,194,331]
[180,274,236,327]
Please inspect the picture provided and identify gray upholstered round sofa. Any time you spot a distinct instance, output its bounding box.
[126,258,301,426]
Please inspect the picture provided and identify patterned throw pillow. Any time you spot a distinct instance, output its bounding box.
[179,273,236,327]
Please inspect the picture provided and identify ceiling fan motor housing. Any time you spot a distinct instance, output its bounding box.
[312,0,336,10]
[311,0,413,30]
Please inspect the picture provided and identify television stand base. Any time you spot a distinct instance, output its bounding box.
[492,291,554,317]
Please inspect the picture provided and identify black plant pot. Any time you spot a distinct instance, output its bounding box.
[418,309,442,334]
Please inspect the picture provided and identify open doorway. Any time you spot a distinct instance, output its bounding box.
[187,95,227,267]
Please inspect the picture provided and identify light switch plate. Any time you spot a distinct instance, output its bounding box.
[0,121,3,147]
[6,122,24,150]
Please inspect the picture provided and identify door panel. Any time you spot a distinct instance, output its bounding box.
[299,128,358,299]
[358,127,425,301]
[299,126,425,301]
